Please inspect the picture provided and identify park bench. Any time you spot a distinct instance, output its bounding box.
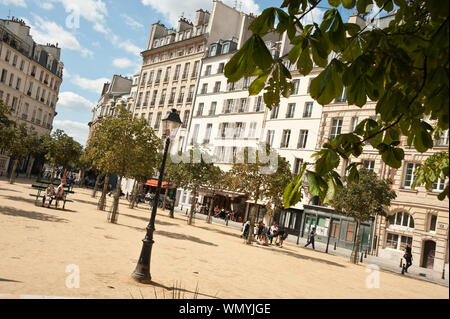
[30,182,75,210]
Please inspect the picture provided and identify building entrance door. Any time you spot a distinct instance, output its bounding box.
[421,240,436,269]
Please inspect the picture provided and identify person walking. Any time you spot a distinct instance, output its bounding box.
[304,227,317,250]
[402,243,413,274]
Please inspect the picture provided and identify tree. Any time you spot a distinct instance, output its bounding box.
[3,124,40,184]
[202,165,225,224]
[0,100,14,148]
[226,147,292,244]
[164,153,189,218]
[332,167,396,264]
[174,145,219,225]
[87,106,160,222]
[74,148,92,188]
[225,0,449,205]
[42,130,83,182]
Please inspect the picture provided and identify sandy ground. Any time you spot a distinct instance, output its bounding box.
[0,178,448,299]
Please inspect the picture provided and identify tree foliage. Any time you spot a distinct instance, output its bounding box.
[43,129,83,174]
[331,167,396,263]
[225,0,449,204]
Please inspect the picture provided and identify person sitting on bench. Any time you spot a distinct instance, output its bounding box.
[53,181,65,208]
[42,184,56,207]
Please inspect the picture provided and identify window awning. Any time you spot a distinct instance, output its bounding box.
[145,179,171,188]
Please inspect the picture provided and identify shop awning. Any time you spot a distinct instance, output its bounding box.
[197,187,246,198]
[145,179,171,188]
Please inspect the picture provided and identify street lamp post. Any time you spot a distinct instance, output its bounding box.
[131,109,182,283]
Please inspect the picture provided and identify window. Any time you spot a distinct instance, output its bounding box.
[254,96,263,112]
[214,81,221,93]
[209,102,217,116]
[210,45,217,56]
[234,122,244,138]
[188,47,193,54]
[403,163,421,189]
[225,99,233,113]
[307,78,313,94]
[164,67,171,82]
[169,88,176,104]
[248,122,257,138]
[204,124,213,144]
[346,223,356,242]
[280,130,291,148]
[388,212,415,229]
[429,215,438,232]
[201,83,208,94]
[363,160,375,171]
[177,87,185,103]
[221,42,230,54]
[386,233,412,250]
[286,103,295,118]
[154,112,162,129]
[243,77,250,89]
[266,130,275,147]
[270,105,279,119]
[159,89,166,106]
[386,233,399,249]
[15,78,21,90]
[238,98,247,112]
[303,102,313,118]
[432,178,446,192]
[1,69,7,83]
[187,85,195,102]
[5,50,10,62]
[335,87,347,103]
[182,63,190,79]
[219,123,229,138]
[351,117,359,131]
[293,80,300,95]
[9,73,14,87]
[137,93,143,106]
[143,91,150,106]
[293,158,303,175]
[147,112,153,126]
[182,110,190,128]
[196,103,204,116]
[12,55,17,66]
[150,90,158,106]
[330,118,343,140]
[190,124,199,145]
[217,63,225,74]
[435,130,449,146]
[155,69,162,83]
[192,61,200,78]
[205,65,212,76]
[298,130,308,149]
[173,65,181,81]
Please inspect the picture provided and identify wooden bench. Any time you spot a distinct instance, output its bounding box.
[30,184,75,210]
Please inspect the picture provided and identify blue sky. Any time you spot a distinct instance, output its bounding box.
[0,0,361,146]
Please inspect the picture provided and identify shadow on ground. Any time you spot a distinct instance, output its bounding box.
[254,245,346,268]
[0,206,69,223]
[0,195,35,205]
[121,213,179,227]
[194,225,241,239]
[0,188,20,193]
[0,277,22,283]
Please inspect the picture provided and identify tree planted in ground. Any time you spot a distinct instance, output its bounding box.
[87,106,160,222]
[202,165,225,224]
[75,148,93,188]
[162,153,189,217]
[42,129,82,182]
[225,0,449,203]
[226,147,292,244]
[0,100,14,148]
[332,167,396,264]
[3,124,40,184]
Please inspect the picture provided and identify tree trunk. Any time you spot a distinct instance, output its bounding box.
[246,192,259,245]
[97,174,109,211]
[109,176,122,223]
[79,169,86,188]
[162,187,169,211]
[130,180,138,209]
[92,173,102,198]
[63,167,67,179]
[206,196,214,224]
[352,220,362,264]
[9,158,18,184]
[26,157,34,178]
[187,189,197,225]
[50,164,56,183]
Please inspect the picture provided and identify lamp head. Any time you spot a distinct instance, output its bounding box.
[162,108,182,140]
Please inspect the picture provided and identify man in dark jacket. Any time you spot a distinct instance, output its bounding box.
[402,243,413,274]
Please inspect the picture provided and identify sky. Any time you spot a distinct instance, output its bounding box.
[0,0,362,146]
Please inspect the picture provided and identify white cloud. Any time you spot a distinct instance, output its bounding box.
[71,74,109,94]
[113,57,134,68]
[57,92,95,111]
[141,0,260,27]
[300,7,325,25]
[121,13,144,30]
[25,16,93,57]
[52,120,89,146]
[0,0,26,7]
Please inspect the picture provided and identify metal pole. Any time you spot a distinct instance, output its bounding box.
[131,137,170,283]
[325,218,333,254]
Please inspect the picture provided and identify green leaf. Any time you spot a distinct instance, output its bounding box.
[309,59,344,105]
[249,8,276,36]
[342,0,356,9]
[357,0,373,14]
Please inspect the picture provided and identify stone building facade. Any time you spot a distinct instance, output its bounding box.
[0,18,64,175]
